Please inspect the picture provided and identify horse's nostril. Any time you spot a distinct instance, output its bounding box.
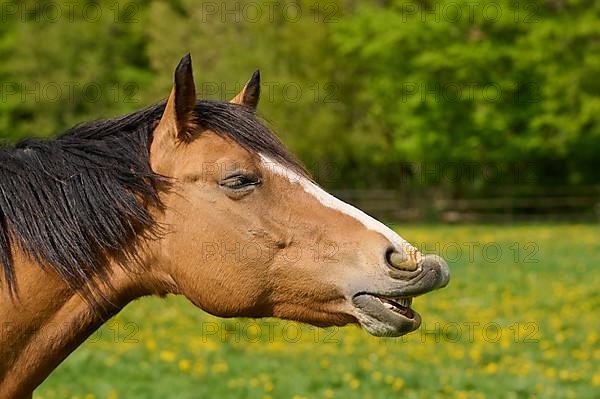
[386,248,419,271]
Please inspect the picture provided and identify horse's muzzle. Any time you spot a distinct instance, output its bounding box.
[351,254,450,337]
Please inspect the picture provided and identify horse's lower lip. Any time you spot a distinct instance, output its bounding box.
[351,293,421,337]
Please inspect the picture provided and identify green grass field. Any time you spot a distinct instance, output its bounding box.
[35,224,600,399]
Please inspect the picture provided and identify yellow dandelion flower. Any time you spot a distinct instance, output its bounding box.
[267,342,284,351]
[469,348,481,362]
[145,339,156,352]
[545,368,556,379]
[559,370,570,381]
[264,381,274,392]
[324,388,334,398]
[159,351,176,363]
[593,374,600,386]
[372,371,382,382]
[455,391,468,399]
[178,359,191,371]
[349,379,360,389]
[212,361,229,374]
[200,340,219,351]
[484,362,498,374]
[392,378,404,391]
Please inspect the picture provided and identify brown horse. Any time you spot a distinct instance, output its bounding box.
[0,55,449,397]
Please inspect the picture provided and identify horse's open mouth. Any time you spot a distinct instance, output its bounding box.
[374,296,415,318]
[351,254,449,337]
[351,293,422,337]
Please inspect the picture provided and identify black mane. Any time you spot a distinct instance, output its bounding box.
[0,100,304,296]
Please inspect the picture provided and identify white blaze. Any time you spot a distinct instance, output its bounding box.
[260,155,421,261]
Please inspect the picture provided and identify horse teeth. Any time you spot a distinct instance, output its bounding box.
[396,298,413,307]
[377,296,413,310]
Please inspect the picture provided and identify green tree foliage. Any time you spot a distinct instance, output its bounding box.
[0,0,598,189]
[330,0,600,189]
[0,0,154,140]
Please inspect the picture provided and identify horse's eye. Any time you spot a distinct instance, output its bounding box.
[219,174,261,191]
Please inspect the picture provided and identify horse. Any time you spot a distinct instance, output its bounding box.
[0,54,449,397]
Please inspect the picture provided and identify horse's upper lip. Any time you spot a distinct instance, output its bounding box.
[386,254,450,297]
[353,255,451,300]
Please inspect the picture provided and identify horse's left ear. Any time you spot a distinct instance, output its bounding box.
[156,53,197,140]
[230,70,260,109]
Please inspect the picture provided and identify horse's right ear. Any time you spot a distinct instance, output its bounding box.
[155,53,197,141]
[231,70,260,109]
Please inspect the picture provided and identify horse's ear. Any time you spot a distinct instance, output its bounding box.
[230,70,260,109]
[156,53,197,140]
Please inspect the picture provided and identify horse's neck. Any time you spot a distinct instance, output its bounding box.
[0,255,93,396]
[0,250,160,398]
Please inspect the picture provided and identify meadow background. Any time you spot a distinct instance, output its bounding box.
[1,0,599,398]
[35,225,600,398]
